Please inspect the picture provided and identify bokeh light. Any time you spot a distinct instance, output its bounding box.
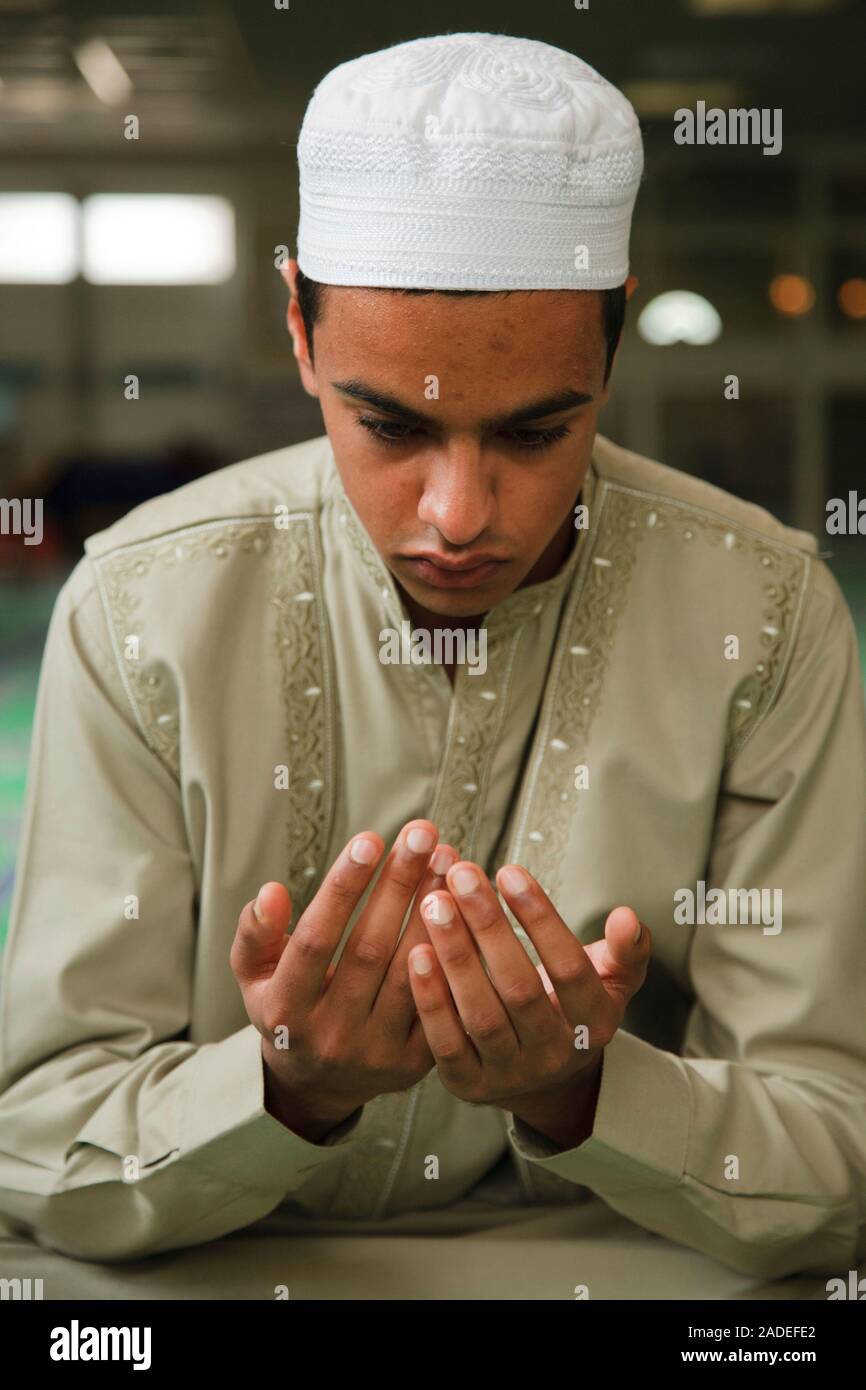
[769,274,815,316]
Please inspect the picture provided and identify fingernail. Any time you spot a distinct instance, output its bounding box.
[253,891,265,923]
[350,837,377,865]
[633,920,643,944]
[501,866,529,896]
[407,826,435,854]
[430,845,453,876]
[452,866,479,896]
[411,948,434,976]
[422,893,454,926]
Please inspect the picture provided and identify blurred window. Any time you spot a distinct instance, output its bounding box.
[82,195,235,284]
[0,194,79,283]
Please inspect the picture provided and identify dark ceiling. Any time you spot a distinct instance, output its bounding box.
[0,0,863,154]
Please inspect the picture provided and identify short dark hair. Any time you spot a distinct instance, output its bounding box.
[293,268,627,386]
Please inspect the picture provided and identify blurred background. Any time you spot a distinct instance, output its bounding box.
[1,0,865,944]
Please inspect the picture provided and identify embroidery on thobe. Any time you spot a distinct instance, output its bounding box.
[268,515,338,920]
[335,481,448,716]
[91,513,335,922]
[617,498,810,763]
[334,486,389,597]
[724,544,810,761]
[506,481,812,919]
[427,628,521,856]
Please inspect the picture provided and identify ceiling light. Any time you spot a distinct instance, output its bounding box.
[73,38,132,105]
[637,291,722,346]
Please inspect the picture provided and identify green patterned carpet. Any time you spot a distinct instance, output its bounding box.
[2,552,866,953]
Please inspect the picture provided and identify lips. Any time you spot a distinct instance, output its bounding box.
[401,554,507,590]
[411,553,504,572]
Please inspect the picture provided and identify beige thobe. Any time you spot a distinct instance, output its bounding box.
[1,430,864,1297]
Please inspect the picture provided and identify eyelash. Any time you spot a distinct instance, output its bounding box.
[356,415,572,452]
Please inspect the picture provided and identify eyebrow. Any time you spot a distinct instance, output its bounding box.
[330,378,594,430]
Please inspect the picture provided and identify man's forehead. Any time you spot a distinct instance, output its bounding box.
[320,283,600,319]
[317,284,604,364]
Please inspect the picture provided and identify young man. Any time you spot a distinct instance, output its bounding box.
[1,33,864,1297]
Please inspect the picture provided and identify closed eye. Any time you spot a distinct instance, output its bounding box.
[356,415,572,452]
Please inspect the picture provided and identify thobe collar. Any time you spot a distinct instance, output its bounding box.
[327,446,598,636]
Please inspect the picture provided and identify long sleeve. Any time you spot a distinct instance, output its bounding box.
[506,558,866,1280]
[0,560,363,1264]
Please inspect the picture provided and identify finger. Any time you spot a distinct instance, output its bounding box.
[443,861,561,1047]
[329,820,440,1014]
[408,944,481,1091]
[535,962,566,1019]
[419,889,517,1066]
[373,843,458,1036]
[230,881,292,985]
[496,864,611,1032]
[584,906,651,1003]
[272,831,385,1014]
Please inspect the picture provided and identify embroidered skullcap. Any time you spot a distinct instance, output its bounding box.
[296,31,643,291]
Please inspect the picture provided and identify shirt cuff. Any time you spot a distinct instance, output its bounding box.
[504,1028,691,1195]
[181,1023,364,1192]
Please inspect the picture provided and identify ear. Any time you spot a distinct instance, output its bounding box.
[599,275,638,399]
[283,257,319,397]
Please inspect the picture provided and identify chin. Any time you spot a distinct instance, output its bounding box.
[406,577,516,615]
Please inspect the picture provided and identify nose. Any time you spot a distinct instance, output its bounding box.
[416,439,496,547]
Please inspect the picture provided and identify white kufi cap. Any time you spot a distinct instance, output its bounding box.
[296,31,643,291]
